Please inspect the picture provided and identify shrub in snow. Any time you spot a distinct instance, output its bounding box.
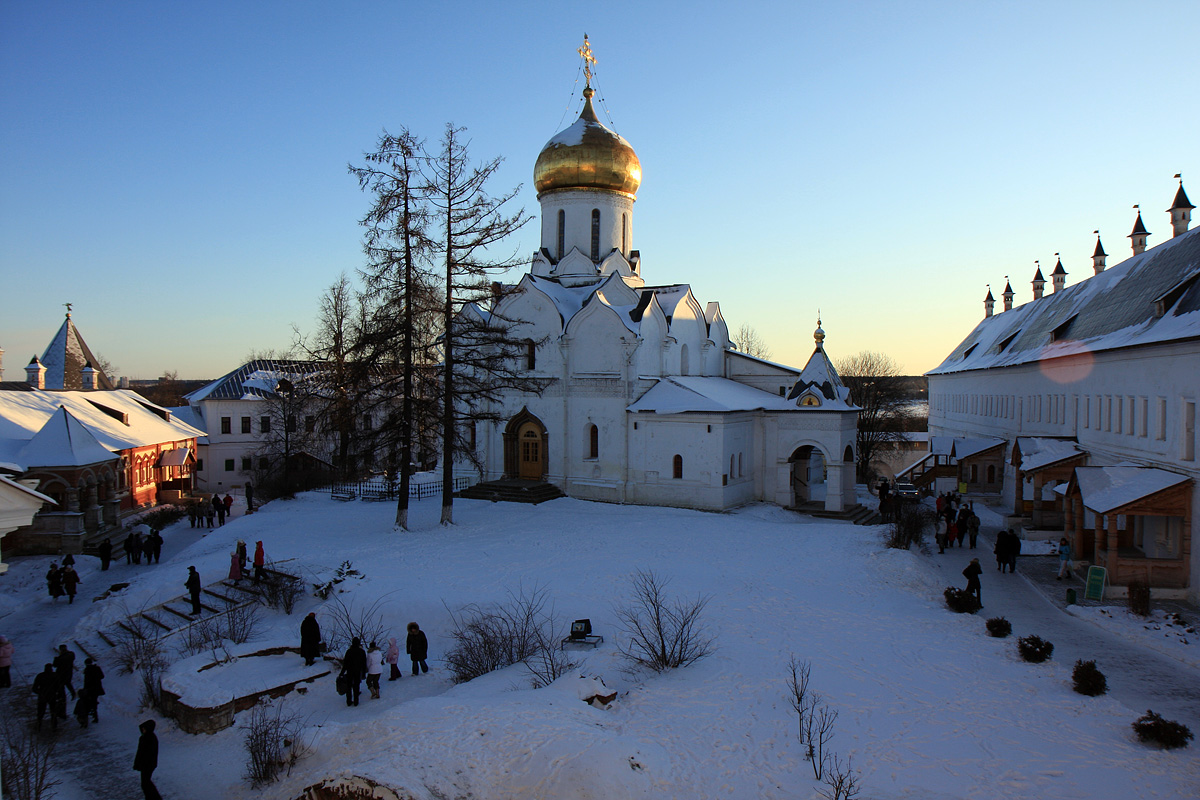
[242,700,311,787]
[311,560,361,600]
[614,569,714,672]
[323,593,389,659]
[1071,659,1107,696]
[1127,579,1151,618]
[819,753,862,800]
[1,713,61,800]
[985,616,1012,637]
[135,503,187,531]
[943,587,981,614]
[444,584,561,685]
[1017,635,1054,663]
[259,565,303,614]
[1132,710,1194,749]
[885,503,933,550]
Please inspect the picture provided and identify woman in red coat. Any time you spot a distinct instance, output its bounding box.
[253,541,266,583]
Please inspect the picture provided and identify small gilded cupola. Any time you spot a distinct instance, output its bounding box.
[1002,278,1015,311]
[787,319,854,409]
[1129,205,1151,255]
[1092,231,1107,274]
[1050,254,1067,293]
[1031,262,1046,300]
[1168,176,1194,238]
[983,286,995,318]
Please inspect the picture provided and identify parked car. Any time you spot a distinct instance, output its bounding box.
[894,482,920,502]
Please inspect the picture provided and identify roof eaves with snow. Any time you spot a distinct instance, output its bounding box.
[628,376,799,414]
[1072,466,1191,514]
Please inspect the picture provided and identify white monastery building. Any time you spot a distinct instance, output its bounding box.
[459,47,860,513]
[927,180,1199,599]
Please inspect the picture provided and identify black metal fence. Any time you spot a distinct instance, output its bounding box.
[319,476,472,501]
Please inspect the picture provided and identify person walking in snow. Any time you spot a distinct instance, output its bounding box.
[188,502,198,528]
[205,502,215,528]
[385,637,401,681]
[223,493,234,519]
[236,539,247,571]
[366,641,383,699]
[213,494,225,526]
[245,482,254,512]
[994,529,1011,572]
[133,719,162,800]
[966,508,981,549]
[150,529,163,563]
[131,531,143,564]
[1008,531,1021,574]
[0,635,14,688]
[61,564,80,604]
[32,663,64,731]
[300,612,321,666]
[141,534,154,566]
[406,621,429,675]
[81,657,104,723]
[228,552,242,584]
[1057,537,1074,580]
[253,541,266,583]
[46,563,63,600]
[98,537,113,570]
[123,531,136,563]
[341,637,367,707]
[963,558,983,606]
[186,566,202,615]
[54,643,76,699]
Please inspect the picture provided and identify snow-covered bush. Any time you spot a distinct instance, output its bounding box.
[1017,635,1054,663]
[311,561,362,600]
[885,503,933,550]
[614,569,714,672]
[1132,710,1193,749]
[322,593,389,659]
[985,616,1012,637]
[1127,579,1151,617]
[1,707,61,800]
[242,700,311,787]
[444,584,560,684]
[1072,659,1107,696]
[943,587,981,614]
[133,503,187,531]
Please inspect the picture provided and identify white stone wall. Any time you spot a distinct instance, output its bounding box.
[539,189,634,262]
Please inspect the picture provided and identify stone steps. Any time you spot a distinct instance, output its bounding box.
[458,479,566,505]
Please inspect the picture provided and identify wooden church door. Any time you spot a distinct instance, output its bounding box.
[517,421,544,480]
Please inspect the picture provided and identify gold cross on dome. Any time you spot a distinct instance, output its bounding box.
[578,34,597,86]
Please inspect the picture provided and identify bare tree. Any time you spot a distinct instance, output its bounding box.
[249,366,324,498]
[835,350,907,483]
[805,701,839,780]
[734,323,772,360]
[819,753,862,800]
[786,655,813,742]
[614,569,715,671]
[423,124,545,525]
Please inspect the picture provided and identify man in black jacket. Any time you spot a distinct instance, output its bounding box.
[133,719,162,800]
[342,637,367,707]
[186,566,202,615]
[32,663,64,730]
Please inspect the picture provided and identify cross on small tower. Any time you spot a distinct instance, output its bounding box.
[578,34,597,87]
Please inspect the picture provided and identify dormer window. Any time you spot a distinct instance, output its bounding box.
[997,331,1020,352]
[1051,314,1077,342]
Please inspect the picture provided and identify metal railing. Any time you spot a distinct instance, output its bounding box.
[319,475,471,501]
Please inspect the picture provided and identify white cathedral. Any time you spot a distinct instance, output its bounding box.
[458,53,860,512]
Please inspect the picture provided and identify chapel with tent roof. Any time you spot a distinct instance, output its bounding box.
[456,37,861,513]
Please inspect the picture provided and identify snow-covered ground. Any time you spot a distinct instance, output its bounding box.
[1,492,1198,799]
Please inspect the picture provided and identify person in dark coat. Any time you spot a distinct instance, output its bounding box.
[406,621,429,675]
[32,663,65,730]
[61,565,80,604]
[205,502,215,528]
[186,566,202,615]
[236,540,247,571]
[81,657,104,723]
[54,644,76,699]
[124,532,136,564]
[245,482,254,513]
[995,529,1011,572]
[342,637,367,706]
[300,612,321,666]
[1008,530,1021,573]
[187,503,198,528]
[0,635,13,688]
[213,494,226,526]
[966,509,981,549]
[98,537,113,571]
[142,534,154,566]
[46,563,63,600]
[133,719,162,800]
[963,557,983,606]
[150,529,163,564]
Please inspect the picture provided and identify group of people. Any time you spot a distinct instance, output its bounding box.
[933,492,981,554]
[123,528,164,565]
[188,493,235,528]
[45,557,81,603]
[994,528,1022,573]
[31,643,105,730]
[227,539,266,585]
[316,618,429,707]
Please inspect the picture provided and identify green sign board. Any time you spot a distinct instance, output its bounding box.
[1084,565,1107,601]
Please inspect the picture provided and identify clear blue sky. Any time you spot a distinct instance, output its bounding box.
[2,1,1196,380]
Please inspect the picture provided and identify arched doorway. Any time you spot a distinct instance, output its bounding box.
[503,408,548,481]
[789,445,826,506]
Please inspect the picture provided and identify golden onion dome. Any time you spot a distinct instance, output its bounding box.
[534,88,641,198]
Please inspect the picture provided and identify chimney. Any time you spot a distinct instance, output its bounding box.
[1092,231,1107,274]
[1031,261,1045,300]
[81,362,98,391]
[1050,255,1067,293]
[26,355,46,389]
[1002,278,1014,312]
[1129,206,1150,255]
[983,287,994,318]
[1168,177,1194,237]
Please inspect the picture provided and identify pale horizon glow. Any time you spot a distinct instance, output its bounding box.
[2,1,1196,381]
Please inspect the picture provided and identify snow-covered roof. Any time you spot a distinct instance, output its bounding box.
[628,376,800,414]
[1071,466,1191,514]
[0,389,204,470]
[18,406,118,467]
[1014,437,1085,472]
[184,360,327,403]
[787,344,855,410]
[929,436,1006,458]
[36,315,116,391]
[0,473,55,505]
[930,226,1200,375]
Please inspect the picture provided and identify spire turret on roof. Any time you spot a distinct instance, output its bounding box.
[1002,278,1014,312]
[1092,230,1107,274]
[983,286,994,318]
[1031,262,1045,300]
[1050,254,1067,294]
[1129,205,1150,255]
[1168,176,1194,238]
